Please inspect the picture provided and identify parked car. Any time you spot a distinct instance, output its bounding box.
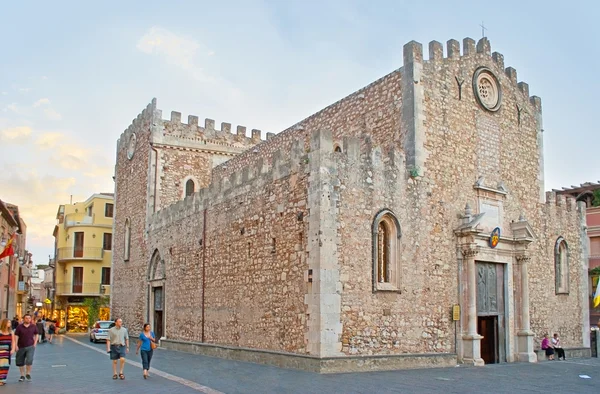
[89,320,114,343]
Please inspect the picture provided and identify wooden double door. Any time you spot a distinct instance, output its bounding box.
[476,262,506,364]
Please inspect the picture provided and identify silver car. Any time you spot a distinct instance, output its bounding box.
[89,320,114,343]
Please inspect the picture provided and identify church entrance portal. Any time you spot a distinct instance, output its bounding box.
[476,262,506,364]
[149,250,166,340]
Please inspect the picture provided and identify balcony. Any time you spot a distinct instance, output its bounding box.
[57,247,103,262]
[55,282,111,296]
[17,281,29,294]
[64,213,94,227]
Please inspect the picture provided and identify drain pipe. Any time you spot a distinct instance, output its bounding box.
[201,208,207,342]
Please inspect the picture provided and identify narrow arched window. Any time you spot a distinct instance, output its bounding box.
[124,218,131,261]
[372,209,401,292]
[377,221,390,283]
[555,237,569,294]
[185,179,195,196]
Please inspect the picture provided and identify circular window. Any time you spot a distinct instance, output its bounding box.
[127,133,137,160]
[473,67,502,112]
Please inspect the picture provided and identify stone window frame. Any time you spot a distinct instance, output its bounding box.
[181,175,199,199]
[372,209,402,292]
[124,218,131,262]
[149,249,165,281]
[554,236,569,294]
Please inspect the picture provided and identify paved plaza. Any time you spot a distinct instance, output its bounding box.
[0,334,598,393]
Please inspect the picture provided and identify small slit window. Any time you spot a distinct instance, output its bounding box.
[124,218,131,261]
[185,179,195,197]
[334,145,342,153]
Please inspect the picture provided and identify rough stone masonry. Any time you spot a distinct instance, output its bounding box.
[111,36,590,372]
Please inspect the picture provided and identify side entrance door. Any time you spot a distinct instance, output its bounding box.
[153,287,164,339]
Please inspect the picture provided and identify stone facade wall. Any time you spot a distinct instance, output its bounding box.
[111,100,157,332]
[157,148,211,208]
[146,140,310,353]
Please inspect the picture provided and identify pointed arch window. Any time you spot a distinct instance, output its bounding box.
[149,249,165,281]
[555,237,569,294]
[124,218,131,262]
[372,209,402,292]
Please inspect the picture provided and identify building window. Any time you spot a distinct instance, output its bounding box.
[372,209,401,292]
[86,204,93,217]
[555,237,569,294]
[185,179,195,197]
[101,267,111,285]
[103,233,112,251]
[124,219,131,261]
[105,203,114,218]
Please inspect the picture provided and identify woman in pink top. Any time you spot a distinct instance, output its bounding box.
[541,333,555,360]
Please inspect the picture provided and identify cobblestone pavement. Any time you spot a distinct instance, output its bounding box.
[3,334,599,393]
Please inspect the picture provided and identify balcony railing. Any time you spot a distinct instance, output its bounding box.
[57,247,103,262]
[64,213,94,227]
[55,282,111,296]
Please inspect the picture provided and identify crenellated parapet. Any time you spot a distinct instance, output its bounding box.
[404,37,542,112]
[116,98,158,149]
[545,191,579,213]
[147,135,308,232]
[158,107,265,147]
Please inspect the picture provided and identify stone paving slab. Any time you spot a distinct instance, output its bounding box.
[1,335,202,394]
[5,334,599,393]
[72,335,600,394]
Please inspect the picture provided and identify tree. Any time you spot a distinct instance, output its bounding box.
[82,296,109,328]
[592,189,600,207]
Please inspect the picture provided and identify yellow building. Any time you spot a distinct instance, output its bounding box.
[52,193,113,332]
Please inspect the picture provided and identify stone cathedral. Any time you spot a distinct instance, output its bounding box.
[111,37,590,372]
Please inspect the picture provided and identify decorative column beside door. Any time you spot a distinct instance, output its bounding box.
[516,253,536,362]
[462,245,485,366]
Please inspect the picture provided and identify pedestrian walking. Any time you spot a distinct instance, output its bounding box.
[552,333,565,360]
[135,323,156,379]
[10,317,18,331]
[47,321,56,344]
[35,319,45,344]
[106,318,129,380]
[0,319,15,386]
[14,314,39,382]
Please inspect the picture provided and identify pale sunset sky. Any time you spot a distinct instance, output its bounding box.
[1,0,598,263]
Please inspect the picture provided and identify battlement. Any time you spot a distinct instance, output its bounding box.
[117,98,158,147]
[545,191,578,212]
[404,37,541,111]
[159,107,266,145]
[148,135,307,232]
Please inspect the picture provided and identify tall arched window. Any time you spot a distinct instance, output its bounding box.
[124,219,131,262]
[372,209,401,292]
[185,179,195,197]
[555,237,569,294]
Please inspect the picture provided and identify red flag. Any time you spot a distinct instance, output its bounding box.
[0,234,16,259]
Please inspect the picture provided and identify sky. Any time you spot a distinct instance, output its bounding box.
[1,0,598,264]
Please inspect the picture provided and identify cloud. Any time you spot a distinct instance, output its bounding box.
[35,132,64,150]
[3,103,22,114]
[0,126,32,142]
[137,26,244,103]
[1,92,7,96]
[33,98,51,107]
[137,26,220,84]
[44,108,62,120]
[18,88,31,93]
